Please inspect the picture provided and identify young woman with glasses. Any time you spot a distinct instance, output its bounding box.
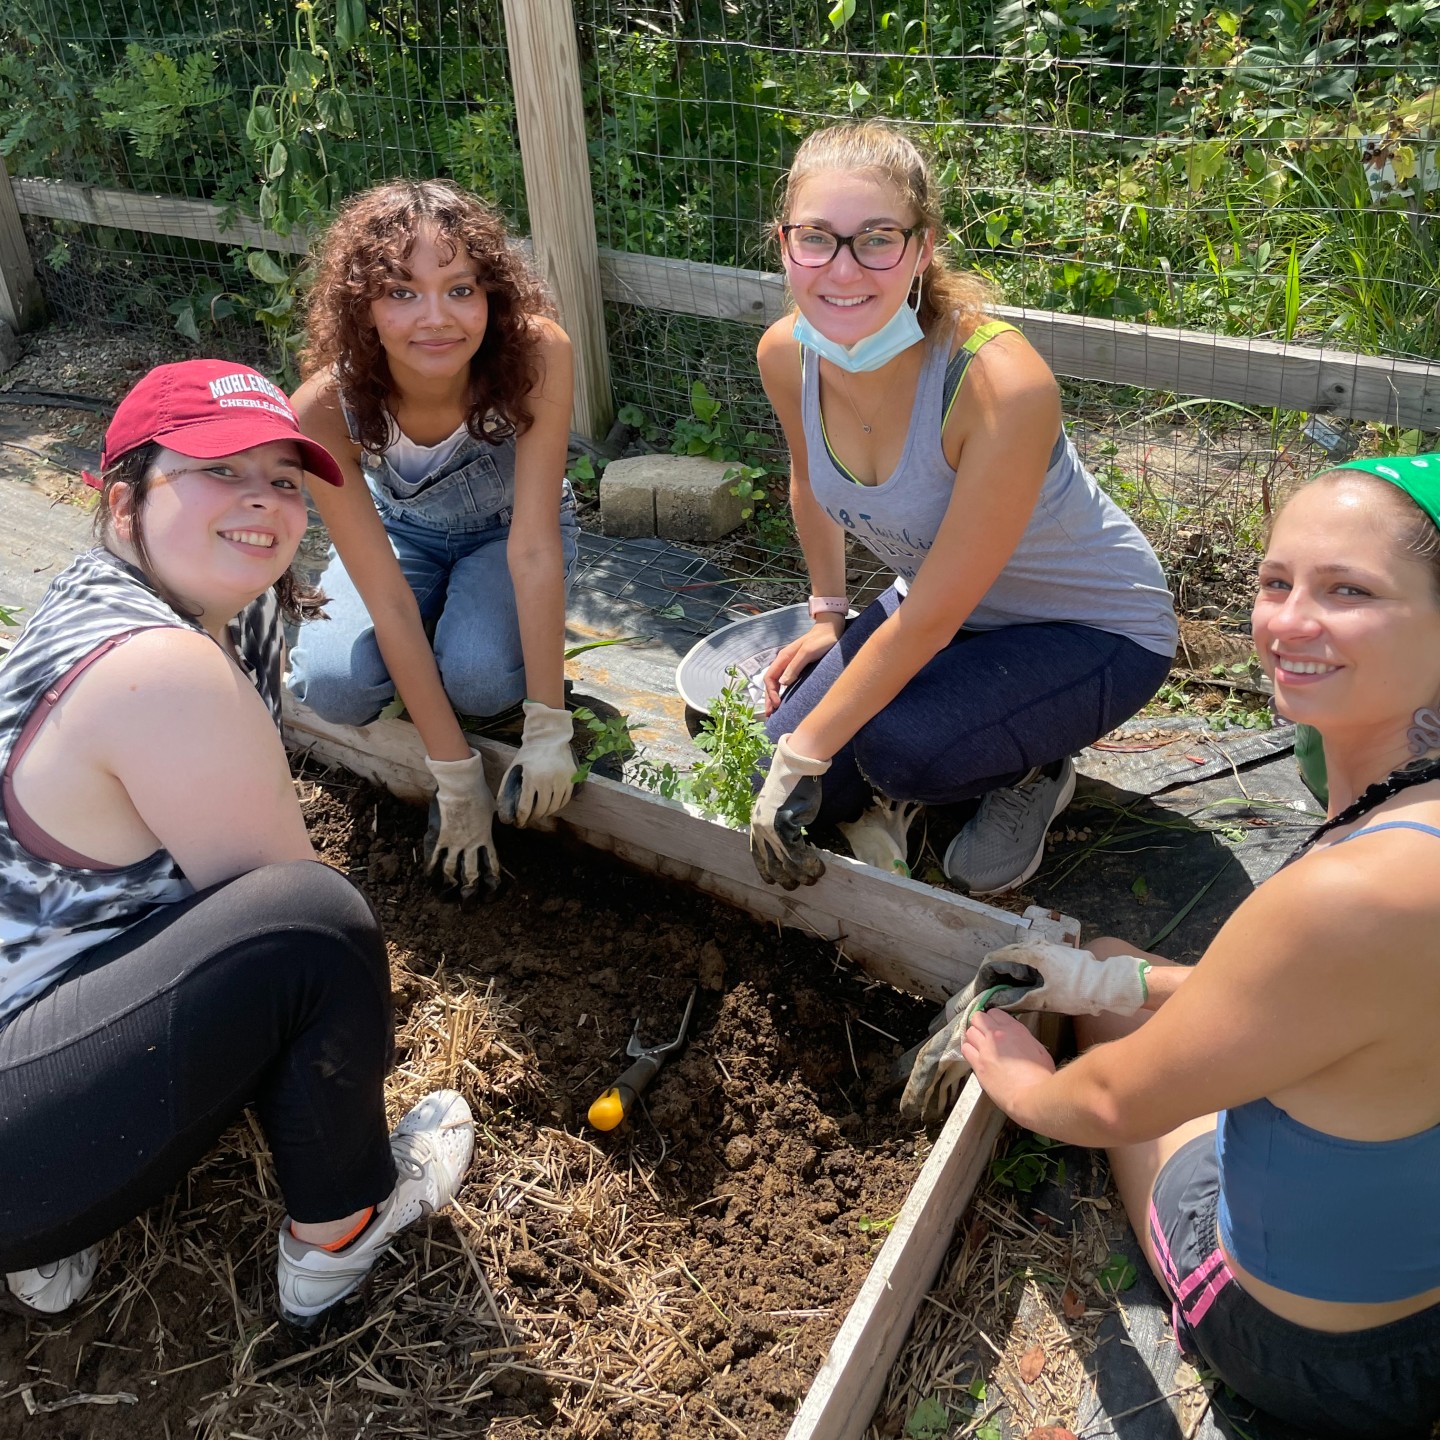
[748,121,1178,894]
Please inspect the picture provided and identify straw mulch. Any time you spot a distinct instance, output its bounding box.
[866,1138,1212,1440]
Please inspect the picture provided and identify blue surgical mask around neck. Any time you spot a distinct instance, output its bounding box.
[791,263,926,374]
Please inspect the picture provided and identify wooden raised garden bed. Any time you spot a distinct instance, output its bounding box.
[285,699,1079,1440]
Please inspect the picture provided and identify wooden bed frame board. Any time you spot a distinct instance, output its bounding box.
[284,697,1080,1004]
[784,1066,1012,1440]
[283,698,1073,1440]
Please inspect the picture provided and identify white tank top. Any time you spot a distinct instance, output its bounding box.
[383,419,469,485]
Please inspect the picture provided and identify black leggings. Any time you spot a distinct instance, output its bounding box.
[0,861,397,1270]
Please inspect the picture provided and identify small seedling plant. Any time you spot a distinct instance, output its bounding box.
[570,706,636,783]
[989,1131,1066,1194]
[632,675,773,829]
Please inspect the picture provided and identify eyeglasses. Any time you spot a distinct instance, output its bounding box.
[780,224,918,271]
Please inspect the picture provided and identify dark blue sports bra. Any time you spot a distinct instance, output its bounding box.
[1217,820,1440,1302]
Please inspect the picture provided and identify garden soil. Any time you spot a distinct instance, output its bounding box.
[0,768,938,1440]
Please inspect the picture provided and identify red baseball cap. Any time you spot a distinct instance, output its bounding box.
[84,359,344,489]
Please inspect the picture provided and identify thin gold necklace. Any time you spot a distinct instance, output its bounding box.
[834,357,907,435]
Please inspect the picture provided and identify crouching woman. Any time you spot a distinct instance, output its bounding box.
[0,360,472,1325]
[959,459,1440,1437]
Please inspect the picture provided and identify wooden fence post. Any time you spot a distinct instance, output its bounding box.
[0,154,44,333]
[501,0,614,441]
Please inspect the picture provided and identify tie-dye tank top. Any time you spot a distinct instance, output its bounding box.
[0,548,282,1026]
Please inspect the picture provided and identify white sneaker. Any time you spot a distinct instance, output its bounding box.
[838,796,922,875]
[5,1246,99,1315]
[275,1089,475,1325]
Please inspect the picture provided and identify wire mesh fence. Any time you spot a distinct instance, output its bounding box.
[5,0,1436,352]
[2,0,522,343]
[579,0,1440,430]
[2,0,1438,605]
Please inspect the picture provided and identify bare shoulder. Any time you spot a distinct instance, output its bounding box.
[527,313,573,357]
[530,318,573,391]
[962,322,1058,406]
[290,367,349,444]
[91,627,251,702]
[519,315,573,417]
[757,314,801,397]
[1211,839,1438,982]
[69,628,267,751]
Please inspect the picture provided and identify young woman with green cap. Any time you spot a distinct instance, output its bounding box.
[945,455,1440,1436]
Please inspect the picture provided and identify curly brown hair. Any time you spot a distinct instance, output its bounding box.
[94,442,326,625]
[776,121,994,335]
[300,180,556,456]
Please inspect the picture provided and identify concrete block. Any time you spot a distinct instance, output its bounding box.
[600,453,748,542]
[652,455,746,542]
[599,457,656,537]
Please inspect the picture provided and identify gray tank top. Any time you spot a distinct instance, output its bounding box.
[801,320,1178,658]
[0,549,282,1028]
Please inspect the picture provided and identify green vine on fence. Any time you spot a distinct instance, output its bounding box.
[4,0,1440,361]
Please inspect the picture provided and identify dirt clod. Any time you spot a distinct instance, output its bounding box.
[697,939,726,990]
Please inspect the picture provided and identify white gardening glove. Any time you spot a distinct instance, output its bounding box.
[497,701,576,828]
[899,971,1015,1123]
[424,750,500,904]
[838,796,922,876]
[898,941,1149,1123]
[749,734,830,890]
[973,940,1150,1017]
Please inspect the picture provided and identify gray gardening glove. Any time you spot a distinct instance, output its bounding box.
[971,940,1150,1017]
[497,701,576,828]
[750,734,830,889]
[424,750,500,904]
[899,969,1038,1124]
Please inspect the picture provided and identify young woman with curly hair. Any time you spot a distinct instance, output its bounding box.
[287,180,579,900]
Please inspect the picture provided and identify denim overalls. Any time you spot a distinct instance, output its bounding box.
[287,413,580,724]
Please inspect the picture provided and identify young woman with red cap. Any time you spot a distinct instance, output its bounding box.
[287,180,580,903]
[0,360,474,1326]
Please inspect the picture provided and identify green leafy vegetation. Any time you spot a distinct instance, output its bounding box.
[631,674,774,827]
[989,1130,1066,1193]
[854,1210,898,1236]
[570,706,636,783]
[4,0,1437,370]
[1097,1251,1140,1293]
[903,1395,951,1440]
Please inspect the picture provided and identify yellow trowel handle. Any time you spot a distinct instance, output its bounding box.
[587,1054,662,1131]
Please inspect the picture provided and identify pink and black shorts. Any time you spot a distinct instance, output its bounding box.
[1150,1132,1440,1439]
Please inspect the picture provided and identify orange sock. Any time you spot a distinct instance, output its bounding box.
[293,1206,375,1252]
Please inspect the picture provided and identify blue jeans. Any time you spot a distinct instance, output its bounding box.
[765,584,1172,825]
[289,493,580,725]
